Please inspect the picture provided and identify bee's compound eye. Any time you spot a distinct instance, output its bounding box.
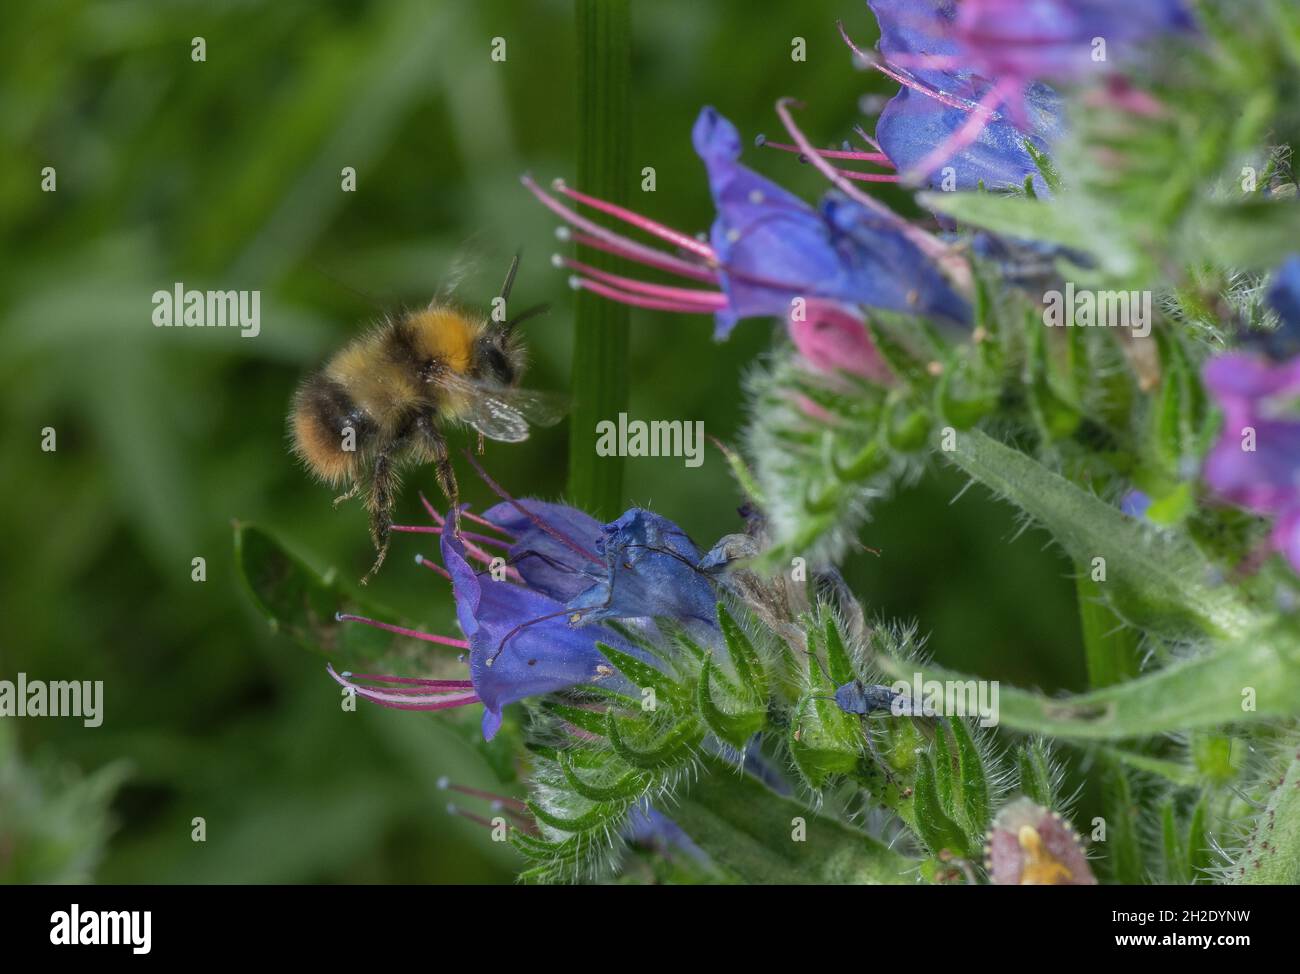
[483,344,513,384]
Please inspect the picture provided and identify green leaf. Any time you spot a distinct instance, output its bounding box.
[944,429,1256,640]
[557,751,647,802]
[595,642,685,709]
[716,603,768,702]
[1226,739,1300,884]
[872,621,1300,741]
[950,720,991,838]
[233,521,429,675]
[912,753,973,858]
[668,756,915,884]
[823,615,856,687]
[1016,741,1059,808]
[605,712,700,769]
[698,657,766,749]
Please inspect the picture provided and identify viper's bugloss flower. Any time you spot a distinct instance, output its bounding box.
[951,0,1195,82]
[1203,257,1300,572]
[985,797,1096,885]
[567,508,718,637]
[847,0,1191,188]
[851,0,1065,191]
[524,107,969,340]
[331,468,726,739]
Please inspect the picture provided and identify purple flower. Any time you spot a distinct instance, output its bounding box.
[695,107,970,336]
[442,529,630,742]
[1120,489,1152,520]
[852,0,1192,187]
[523,108,968,340]
[330,475,731,737]
[1202,257,1300,572]
[566,508,719,635]
[952,0,1195,83]
[859,0,1065,192]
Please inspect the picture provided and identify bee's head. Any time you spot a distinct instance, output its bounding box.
[476,321,528,386]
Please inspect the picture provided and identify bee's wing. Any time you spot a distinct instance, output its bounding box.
[439,371,568,444]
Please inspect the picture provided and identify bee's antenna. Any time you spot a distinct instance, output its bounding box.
[504,302,550,331]
[499,251,522,304]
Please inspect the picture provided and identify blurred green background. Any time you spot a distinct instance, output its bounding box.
[0,0,1084,883]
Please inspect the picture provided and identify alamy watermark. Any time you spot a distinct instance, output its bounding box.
[0,673,103,727]
[595,412,704,468]
[152,282,261,338]
[1042,282,1151,338]
[893,673,1000,728]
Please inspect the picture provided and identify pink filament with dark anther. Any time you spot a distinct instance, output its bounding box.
[335,612,469,650]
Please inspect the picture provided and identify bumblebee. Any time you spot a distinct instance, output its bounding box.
[290,256,560,582]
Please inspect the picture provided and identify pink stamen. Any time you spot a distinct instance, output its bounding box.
[391,524,511,548]
[446,804,497,829]
[834,169,901,183]
[565,229,719,284]
[758,137,893,165]
[570,275,718,314]
[853,124,885,154]
[345,672,473,688]
[522,173,718,282]
[459,507,517,539]
[438,780,529,813]
[335,612,469,649]
[327,664,479,711]
[557,256,727,307]
[837,21,1001,119]
[550,179,715,260]
[419,493,446,526]
[414,553,452,580]
[774,98,972,292]
[462,451,602,565]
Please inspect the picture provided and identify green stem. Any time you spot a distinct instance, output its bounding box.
[567,0,630,519]
[672,756,915,884]
[872,628,1300,741]
[1076,567,1142,688]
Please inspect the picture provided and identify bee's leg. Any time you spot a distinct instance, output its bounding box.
[361,452,396,586]
[476,431,485,456]
[332,481,362,509]
[415,417,460,536]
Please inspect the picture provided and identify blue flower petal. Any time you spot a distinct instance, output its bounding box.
[481,499,605,603]
[693,106,970,335]
[441,532,624,740]
[567,509,718,630]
